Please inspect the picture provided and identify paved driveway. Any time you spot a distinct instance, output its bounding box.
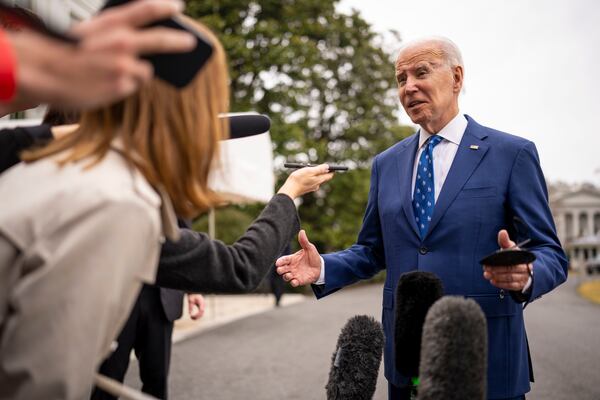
[124,277,600,399]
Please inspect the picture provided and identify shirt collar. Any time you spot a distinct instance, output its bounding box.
[418,113,468,149]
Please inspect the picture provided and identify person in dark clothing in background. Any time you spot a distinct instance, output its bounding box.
[90,286,187,400]
[0,124,53,172]
[269,244,291,307]
[90,219,205,400]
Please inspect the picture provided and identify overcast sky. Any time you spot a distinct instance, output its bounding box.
[338,0,600,185]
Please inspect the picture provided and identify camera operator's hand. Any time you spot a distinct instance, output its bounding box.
[277,164,335,200]
[71,0,194,56]
[3,0,195,114]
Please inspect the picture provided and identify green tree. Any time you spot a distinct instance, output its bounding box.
[188,0,413,251]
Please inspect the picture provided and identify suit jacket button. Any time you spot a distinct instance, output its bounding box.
[419,246,428,255]
[499,289,505,299]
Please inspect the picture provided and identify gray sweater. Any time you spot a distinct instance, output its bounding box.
[155,193,300,293]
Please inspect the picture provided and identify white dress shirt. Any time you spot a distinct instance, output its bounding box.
[411,113,467,201]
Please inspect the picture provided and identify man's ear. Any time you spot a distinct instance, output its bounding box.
[452,65,464,92]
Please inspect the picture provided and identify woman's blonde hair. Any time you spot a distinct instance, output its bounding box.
[22,19,229,218]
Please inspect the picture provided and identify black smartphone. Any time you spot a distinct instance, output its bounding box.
[102,0,213,88]
[284,163,349,171]
[0,1,77,43]
[479,248,536,267]
[479,217,537,267]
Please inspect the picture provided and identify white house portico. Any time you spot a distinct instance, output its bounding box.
[550,185,600,270]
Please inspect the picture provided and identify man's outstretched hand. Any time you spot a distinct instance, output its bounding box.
[483,229,532,291]
[276,230,322,287]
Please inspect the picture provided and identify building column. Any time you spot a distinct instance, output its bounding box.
[557,213,566,243]
[565,212,574,240]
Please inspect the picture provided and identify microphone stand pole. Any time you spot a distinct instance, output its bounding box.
[94,373,158,400]
[410,376,419,399]
[208,207,216,319]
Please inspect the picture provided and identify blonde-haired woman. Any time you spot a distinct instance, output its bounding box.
[0,20,333,400]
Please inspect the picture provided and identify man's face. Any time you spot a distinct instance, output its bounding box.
[395,43,462,133]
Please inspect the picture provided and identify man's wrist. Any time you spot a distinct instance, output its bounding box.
[510,264,534,304]
[521,263,533,294]
[521,276,532,294]
[315,256,326,285]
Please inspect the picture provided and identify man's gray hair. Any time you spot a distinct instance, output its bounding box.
[399,36,464,68]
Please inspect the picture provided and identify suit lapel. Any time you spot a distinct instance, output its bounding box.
[395,134,421,238]
[424,117,489,239]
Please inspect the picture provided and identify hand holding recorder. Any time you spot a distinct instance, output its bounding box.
[278,164,335,200]
[284,162,348,171]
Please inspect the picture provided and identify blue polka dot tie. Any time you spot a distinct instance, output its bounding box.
[413,135,443,238]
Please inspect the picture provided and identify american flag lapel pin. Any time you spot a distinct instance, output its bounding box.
[469,145,479,150]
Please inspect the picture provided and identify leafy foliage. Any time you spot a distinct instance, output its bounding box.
[188,0,413,251]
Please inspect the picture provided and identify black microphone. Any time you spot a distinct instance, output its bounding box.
[326,315,384,400]
[417,296,487,400]
[394,271,444,380]
[220,113,271,140]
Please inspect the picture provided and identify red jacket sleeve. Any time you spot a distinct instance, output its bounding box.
[0,28,17,102]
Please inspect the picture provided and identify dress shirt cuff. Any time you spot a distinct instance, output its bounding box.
[510,264,533,304]
[521,276,532,294]
[521,263,534,294]
[315,256,326,285]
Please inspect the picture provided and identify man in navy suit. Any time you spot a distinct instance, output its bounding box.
[276,37,567,399]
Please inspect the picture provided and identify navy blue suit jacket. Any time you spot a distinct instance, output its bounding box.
[315,116,567,399]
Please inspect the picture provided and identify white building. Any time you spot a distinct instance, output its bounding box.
[550,184,600,270]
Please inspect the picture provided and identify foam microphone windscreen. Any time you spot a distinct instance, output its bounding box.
[220,113,271,140]
[394,271,444,378]
[417,296,487,400]
[326,315,384,400]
